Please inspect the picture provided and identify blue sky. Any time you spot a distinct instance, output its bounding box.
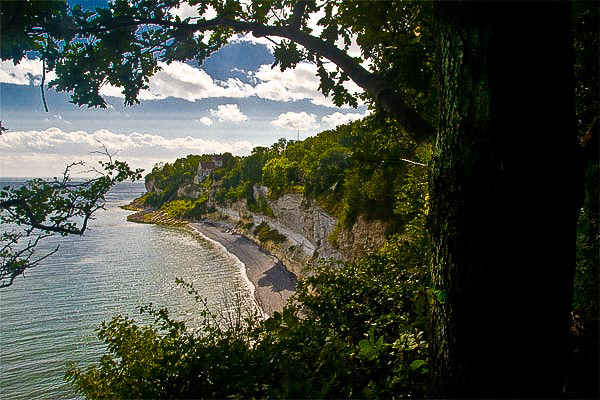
[0,5,369,177]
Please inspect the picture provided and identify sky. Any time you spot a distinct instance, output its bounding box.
[0,2,370,178]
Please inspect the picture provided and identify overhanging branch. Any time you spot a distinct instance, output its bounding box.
[75,15,435,144]
[1,198,88,235]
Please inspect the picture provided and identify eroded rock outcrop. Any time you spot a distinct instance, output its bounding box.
[176,183,203,199]
[268,193,339,260]
[336,215,388,260]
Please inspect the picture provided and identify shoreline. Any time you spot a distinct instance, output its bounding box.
[189,221,297,317]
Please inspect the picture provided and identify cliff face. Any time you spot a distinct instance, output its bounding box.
[268,193,339,260]
[145,177,156,193]
[142,178,388,274]
[336,216,389,259]
[214,187,388,274]
[177,183,203,199]
[144,178,203,200]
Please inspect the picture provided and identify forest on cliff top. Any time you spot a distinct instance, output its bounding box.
[141,114,428,237]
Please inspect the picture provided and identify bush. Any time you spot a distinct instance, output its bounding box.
[266,228,286,244]
[161,199,193,219]
[160,197,212,220]
[248,194,274,216]
[253,221,287,244]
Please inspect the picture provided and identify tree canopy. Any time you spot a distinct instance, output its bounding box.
[1,0,436,143]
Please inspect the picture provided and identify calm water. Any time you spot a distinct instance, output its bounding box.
[0,181,255,399]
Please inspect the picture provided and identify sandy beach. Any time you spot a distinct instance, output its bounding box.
[189,221,297,316]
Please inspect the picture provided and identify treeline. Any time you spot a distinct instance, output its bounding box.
[143,115,430,234]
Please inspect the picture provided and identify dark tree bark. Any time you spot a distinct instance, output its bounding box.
[430,2,576,397]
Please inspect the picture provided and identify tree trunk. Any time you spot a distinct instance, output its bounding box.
[430,2,576,397]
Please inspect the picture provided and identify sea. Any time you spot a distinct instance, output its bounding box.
[0,180,256,399]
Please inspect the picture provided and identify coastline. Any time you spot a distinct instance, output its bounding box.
[189,221,297,317]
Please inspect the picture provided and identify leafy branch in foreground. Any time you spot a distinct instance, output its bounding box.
[0,155,143,288]
[1,0,436,144]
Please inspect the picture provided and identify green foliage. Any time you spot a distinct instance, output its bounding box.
[394,144,431,238]
[216,146,279,206]
[160,197,212,220]
[569,160,599,397]
[261,156,301,199]
[334,1,437,119]
[1,1,436,120]
[224,180,254,204]
[160,199,193,219]
[143,154,231,208]
[572,1,599,138]
[66,232,431,398]
[574,163,599,323]
[253,221,287,244]
[305,146,351,199]
[567,4,599,396]
[248,195,274,216]
[254,117,426,233]
[66,292,264,399]
[315,116,428,231]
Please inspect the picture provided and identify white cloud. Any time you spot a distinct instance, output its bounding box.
[198,116,214,126]
[253,62,363,108]
[0,59,57,85]
[168,3,216,20]
[0,128,254,177]
[254,63,318,102]
[230,32,279,51]
[271,112,318,131]
[321,110,371,128]
[2,57,364,109]
[99,61,255,102]
[209,104,248,123]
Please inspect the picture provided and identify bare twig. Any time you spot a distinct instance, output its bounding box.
[0,148,142,288]
[0,232,59,288]
[400,158,427,167]
[41,35,49,113]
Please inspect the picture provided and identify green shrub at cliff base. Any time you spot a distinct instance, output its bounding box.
[248,195,274,216]
[160,197,212,220]
[253,221,287,244]
[65,235,431,399]
[284,235,431,398]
